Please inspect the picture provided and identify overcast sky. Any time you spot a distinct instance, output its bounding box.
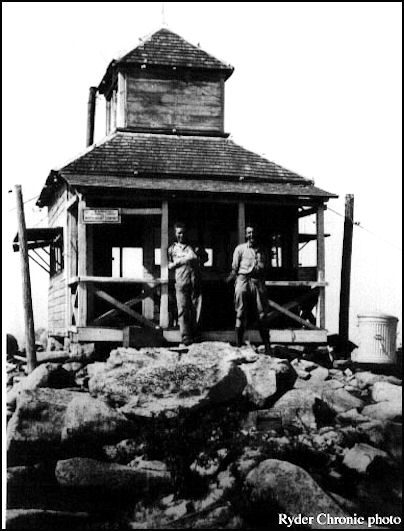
[2,2,402,347]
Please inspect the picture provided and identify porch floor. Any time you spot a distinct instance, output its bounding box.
[71,326,328,345]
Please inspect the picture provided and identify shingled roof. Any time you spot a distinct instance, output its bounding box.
[118,28,233,72]
[99,28,233,92]
[37,132,336,206]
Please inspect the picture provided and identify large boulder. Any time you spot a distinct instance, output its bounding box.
[245,459,369,529]
[269,389,333,432]
[7,363,73,409]
[318,387,364,414]
[6,509,91,530]
[7,388,82,466]
[7,388,135,466]
[342,443,389,474]
[56,457,171,495]
[89,342,247,420]
[61,394,134,445]
[361,401,402,421]
[240,356,296,407]
[371,381,402,403]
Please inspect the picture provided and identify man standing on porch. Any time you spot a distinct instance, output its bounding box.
[168,222,206,346]
[226,224,272,355]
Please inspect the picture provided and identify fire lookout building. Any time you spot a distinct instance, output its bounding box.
[28,28,337,347]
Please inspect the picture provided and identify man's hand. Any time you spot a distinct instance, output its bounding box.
[225,271,236,284]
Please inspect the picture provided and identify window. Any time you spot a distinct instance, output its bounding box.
[50,233,64,276]
[112,247,143,278]
[270,234,283,268]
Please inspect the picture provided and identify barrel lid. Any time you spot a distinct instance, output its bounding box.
[357,312,398,320]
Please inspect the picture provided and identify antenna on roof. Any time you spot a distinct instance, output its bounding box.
[161,2,168,28]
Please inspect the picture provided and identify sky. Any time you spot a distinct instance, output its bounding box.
[2,1,402,349]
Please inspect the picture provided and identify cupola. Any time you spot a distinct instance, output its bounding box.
[98,28,234,136]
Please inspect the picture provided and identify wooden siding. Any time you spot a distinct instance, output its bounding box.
[48,185,68,336]
[126,74,223,132]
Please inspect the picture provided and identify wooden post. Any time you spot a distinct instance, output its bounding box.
[238,201,245,244]
[86,87,97,147]
[159,200,169,327]
[142,217,155,320]
[316,204,326,329]
[339,194,354,343]
[15,185,37,372]
[77,195,87,326]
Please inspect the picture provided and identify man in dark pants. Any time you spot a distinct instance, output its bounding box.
[226,224,272,354]
[168,222,207,345]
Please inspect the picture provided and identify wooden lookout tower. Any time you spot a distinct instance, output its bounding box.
[25,28,337,347]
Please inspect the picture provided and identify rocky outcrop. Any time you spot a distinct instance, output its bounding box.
[89,343,248,419]
[342,443,389,474]
[240,356,296,407]
[56,457,172,494]
[245,459,365,529]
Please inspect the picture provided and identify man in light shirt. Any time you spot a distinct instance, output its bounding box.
[168,222,207,346]
[226,224,271,354]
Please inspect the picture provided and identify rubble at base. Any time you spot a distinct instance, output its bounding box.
[6,341,402,529]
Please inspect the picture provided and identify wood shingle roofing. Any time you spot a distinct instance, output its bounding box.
[117,28,233,73]
[37,132,336,206]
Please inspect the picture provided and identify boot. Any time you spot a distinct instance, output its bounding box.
[235,326,245,347]
[259,326,272,355]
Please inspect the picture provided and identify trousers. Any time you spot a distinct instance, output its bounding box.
[175,281,202,342]
[234,275,269,328]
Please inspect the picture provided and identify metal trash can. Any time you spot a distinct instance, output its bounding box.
[353,312,399,364]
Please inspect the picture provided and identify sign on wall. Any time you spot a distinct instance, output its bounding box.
[83,208,121,224]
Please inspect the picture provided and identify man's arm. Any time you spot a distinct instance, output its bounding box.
[225,246,241,283]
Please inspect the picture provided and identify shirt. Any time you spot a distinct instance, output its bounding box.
[231,242,268,277]
[168,242,198,285]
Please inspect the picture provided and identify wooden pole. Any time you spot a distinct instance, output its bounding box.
[238,202,245,244]
[339,194,354,344]
[316,204,326,329]
[15,185,37,372]
[159,200,169,327]
[77,195,88,326]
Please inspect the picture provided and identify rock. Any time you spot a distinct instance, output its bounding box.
[7,333,19,359]
[361,401,402,421]
[6,509,91,530]
[56,457,170,494]
[217,468,236,490]
[128,458,172,490]
[342,443,389,474]
[61,394,133,446]
[102,438,144,463]
[270,389,332,431]
[240,356,296,407]
[164,500,188,519]
[191,505,233,529]
[7,363,73,408]
[236,447,264,478]
[89,342,247,419]
[355,371,401,389]
[358,421,402,462]
[371,381,402,403]
[319,387,364,414]
[245,459,355,528]
[7,388,82,466]
[62,361,84,373]
[309,366,329,383]
[7,462,51,488]
[336,408,370,424]
[291,359,319,372]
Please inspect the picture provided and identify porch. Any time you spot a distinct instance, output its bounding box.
[65,193,328,346]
